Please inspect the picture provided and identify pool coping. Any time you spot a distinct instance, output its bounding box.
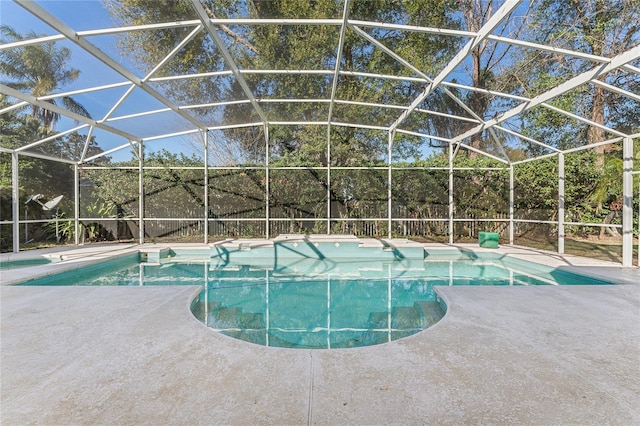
[2,240,638,286]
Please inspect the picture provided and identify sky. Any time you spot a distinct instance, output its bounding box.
[2,0,468,163]
[1,0,209,162]
[3,1,629,166]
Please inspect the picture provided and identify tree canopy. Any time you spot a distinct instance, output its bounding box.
[1,0,638,253]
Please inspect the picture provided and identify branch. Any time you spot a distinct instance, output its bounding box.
[202,3,259,55]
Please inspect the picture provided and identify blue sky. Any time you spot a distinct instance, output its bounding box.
[2,1,217,162]
[2,0,514,163]
[1,0,582,164]
[2,1,142,160]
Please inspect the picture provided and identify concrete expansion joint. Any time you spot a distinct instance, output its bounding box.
[307,351,315,425]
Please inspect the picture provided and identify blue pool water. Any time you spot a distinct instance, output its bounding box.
[0,258,57,270]
[17,248,611,349]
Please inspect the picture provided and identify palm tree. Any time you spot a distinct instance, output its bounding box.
[0,25,90,129]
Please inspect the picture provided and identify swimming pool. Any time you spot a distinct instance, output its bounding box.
[16,240,611,349]
[0,257,59,270]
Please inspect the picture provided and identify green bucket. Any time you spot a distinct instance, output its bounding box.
[478,231,499,248]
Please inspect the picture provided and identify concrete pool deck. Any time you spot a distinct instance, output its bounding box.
[1,243,639,424]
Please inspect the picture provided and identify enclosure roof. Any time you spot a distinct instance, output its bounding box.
[1,0,639,165]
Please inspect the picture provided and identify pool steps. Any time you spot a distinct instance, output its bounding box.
[191,295,445,349]
[139,247,172,263]
[210,235,426,261]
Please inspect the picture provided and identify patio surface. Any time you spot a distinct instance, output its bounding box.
[1,243,639,424]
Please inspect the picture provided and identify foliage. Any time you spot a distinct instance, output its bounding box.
[0,25,91,129]
[0,99,108,224]
[104,0,460,164]
[1,22,103,236]
[42,212,74,242]
[505,0,640,152]
[2,2,638,249]
[452,0,533,153]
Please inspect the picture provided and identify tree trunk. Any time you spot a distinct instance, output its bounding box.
[588,79,607,168]
[460,0,492,157]
[599,210,620,238]
[468,49,484,156]
[586,0,607,168]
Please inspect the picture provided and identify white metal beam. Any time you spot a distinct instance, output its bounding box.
[11,152,19,252]
[208,18,342,25]
[486,34,612,64]
[622,136,634,266]
[0,21,202,50]
[339,72,611,150]
[330,121,388,131]
[558,153,565,254]
[269,121,329,126]
[541,103,628,138]
[348,25,431,84]
[206,122,264,131]
[486,127,512,164]
[148,70,233,82]
[142,25,204,83]
[561,137,624,155]
[260,98,331,104]
[100,24,203,123]
[16,124,88,153]
[0,33,64,50]
[395,128,452,143]
[340,70,426,83]
[15,0,210,134]
[349,24,487,130]
[100,84,136,123]
[10,148,78,164]
[106,107,173,122]
[453,43,640,143]
[189,0,269,125]
[76,21,201,37]
[511,152,559,166]
[83,140,140,163]
[36,82,131,101]
[442,80,629,144]
[457,142,510,164]
[348,19,475,38]
[335,99,405,110]
[441,80,530,102]
[327,0,352,126]
[0,101,29,115]
[414,108,481,124]
[591,79,640,103]
[182,100,251,110]
[388,0,524,132]
[494,125,560,153]
[79,125,95,163]
[348,20,620,68]
[242,69,334,75]
[142,129,200,142]
[0,83,140,142]
[622,64,640,75]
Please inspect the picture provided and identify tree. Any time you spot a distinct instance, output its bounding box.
[0,99,45,219]
[0,26,91,129]
[1,26,104,244]
[218,0,462,164]
[507,1,640,160]
[0,98,105,193]
[104,0,460,164]
[449,0,532,155]
[0,100,75,250]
